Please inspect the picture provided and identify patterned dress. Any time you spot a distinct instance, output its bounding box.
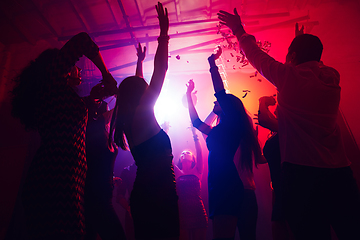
[22,32,99,239]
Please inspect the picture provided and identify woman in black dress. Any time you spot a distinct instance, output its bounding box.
[186,47,262,240]
[109,2,179,240]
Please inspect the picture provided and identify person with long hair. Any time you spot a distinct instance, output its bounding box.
[83,84,125,239]
[203,110,263,240]
[173,125,208,240]
[186,47,262,240]
[109,2,179,240]
[113,41,147,240]
[11,32,117,240]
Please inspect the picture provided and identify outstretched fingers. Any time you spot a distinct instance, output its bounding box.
[156,2,165,18]
[155,2,169,34]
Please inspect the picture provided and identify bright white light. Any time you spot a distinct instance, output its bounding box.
[154,78,182,125]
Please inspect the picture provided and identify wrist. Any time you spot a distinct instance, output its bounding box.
[157,35,170,42]
[208,58,216,68]
[159,32,169,37]
[233,24,245,36]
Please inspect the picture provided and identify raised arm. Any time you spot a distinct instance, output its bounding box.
[295,22,304,37]
[257,96,278,132]
[191,126,203,174]
[186,79,212,135]
[218,9,289,90]
[208,46,224,93]
[54,32,117,95]
[135,43,146,78]
[140,2,169,106]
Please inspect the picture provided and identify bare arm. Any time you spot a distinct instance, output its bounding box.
[140,2,169,107]
[208,47,224,93]
[186,79,212,135]
[218,8,292,90]
[191,126,203,174]
[135,43,146,78]
[257,96,278,132]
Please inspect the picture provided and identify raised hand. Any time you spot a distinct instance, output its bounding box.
[102,72,118,96]
[213,46,222,60]
[208,46,222,66]
[186,79,195,94]
[136,43,146,62]
[295,22,304,37]
[259,96,276,107]
[155,2,169,36]
[217,8,243,34]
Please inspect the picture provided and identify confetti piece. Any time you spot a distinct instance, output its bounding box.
[176,55,180,60]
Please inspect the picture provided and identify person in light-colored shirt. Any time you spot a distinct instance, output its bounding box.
[218,9,360,240]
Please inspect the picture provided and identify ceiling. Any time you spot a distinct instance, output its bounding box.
[0,0,333,45]
[0,0,348,79]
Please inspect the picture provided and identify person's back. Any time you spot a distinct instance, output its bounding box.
[275,59,349,168]
[218,10,360,240]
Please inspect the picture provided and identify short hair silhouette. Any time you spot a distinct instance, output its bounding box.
[289,34,323,64]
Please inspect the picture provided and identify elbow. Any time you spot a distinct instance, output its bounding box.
[75,32,91,40]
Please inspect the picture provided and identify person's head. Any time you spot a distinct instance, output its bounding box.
[286,34,323,66]
[67,65,82,87]
[109,76,148,150]
[220,94,261,173]
[11,48,60,130]
[178,150,196,170]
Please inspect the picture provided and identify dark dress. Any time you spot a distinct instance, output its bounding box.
[22,32,99,239]
[83,98,126,240]
[206,89,244,218]
[130,129,179,239]
[177,174,208,229]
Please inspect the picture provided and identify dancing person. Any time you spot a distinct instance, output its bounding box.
[109,2,179,240]
[115,163,137,240]
[255,95,293,240]
[186,47,262,240]
[173,125,208,240]
[113,41,147,240]
[11,32,117,240]
[83,81,126,240]
[218,10,360,240]
[202,94,262,240]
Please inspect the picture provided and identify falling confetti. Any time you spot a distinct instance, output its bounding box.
[176,55,180,60]
[216,24,272,70]
[242,90,251,98]
[250,71,258,78]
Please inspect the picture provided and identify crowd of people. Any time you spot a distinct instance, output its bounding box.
[9,1,360,240]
